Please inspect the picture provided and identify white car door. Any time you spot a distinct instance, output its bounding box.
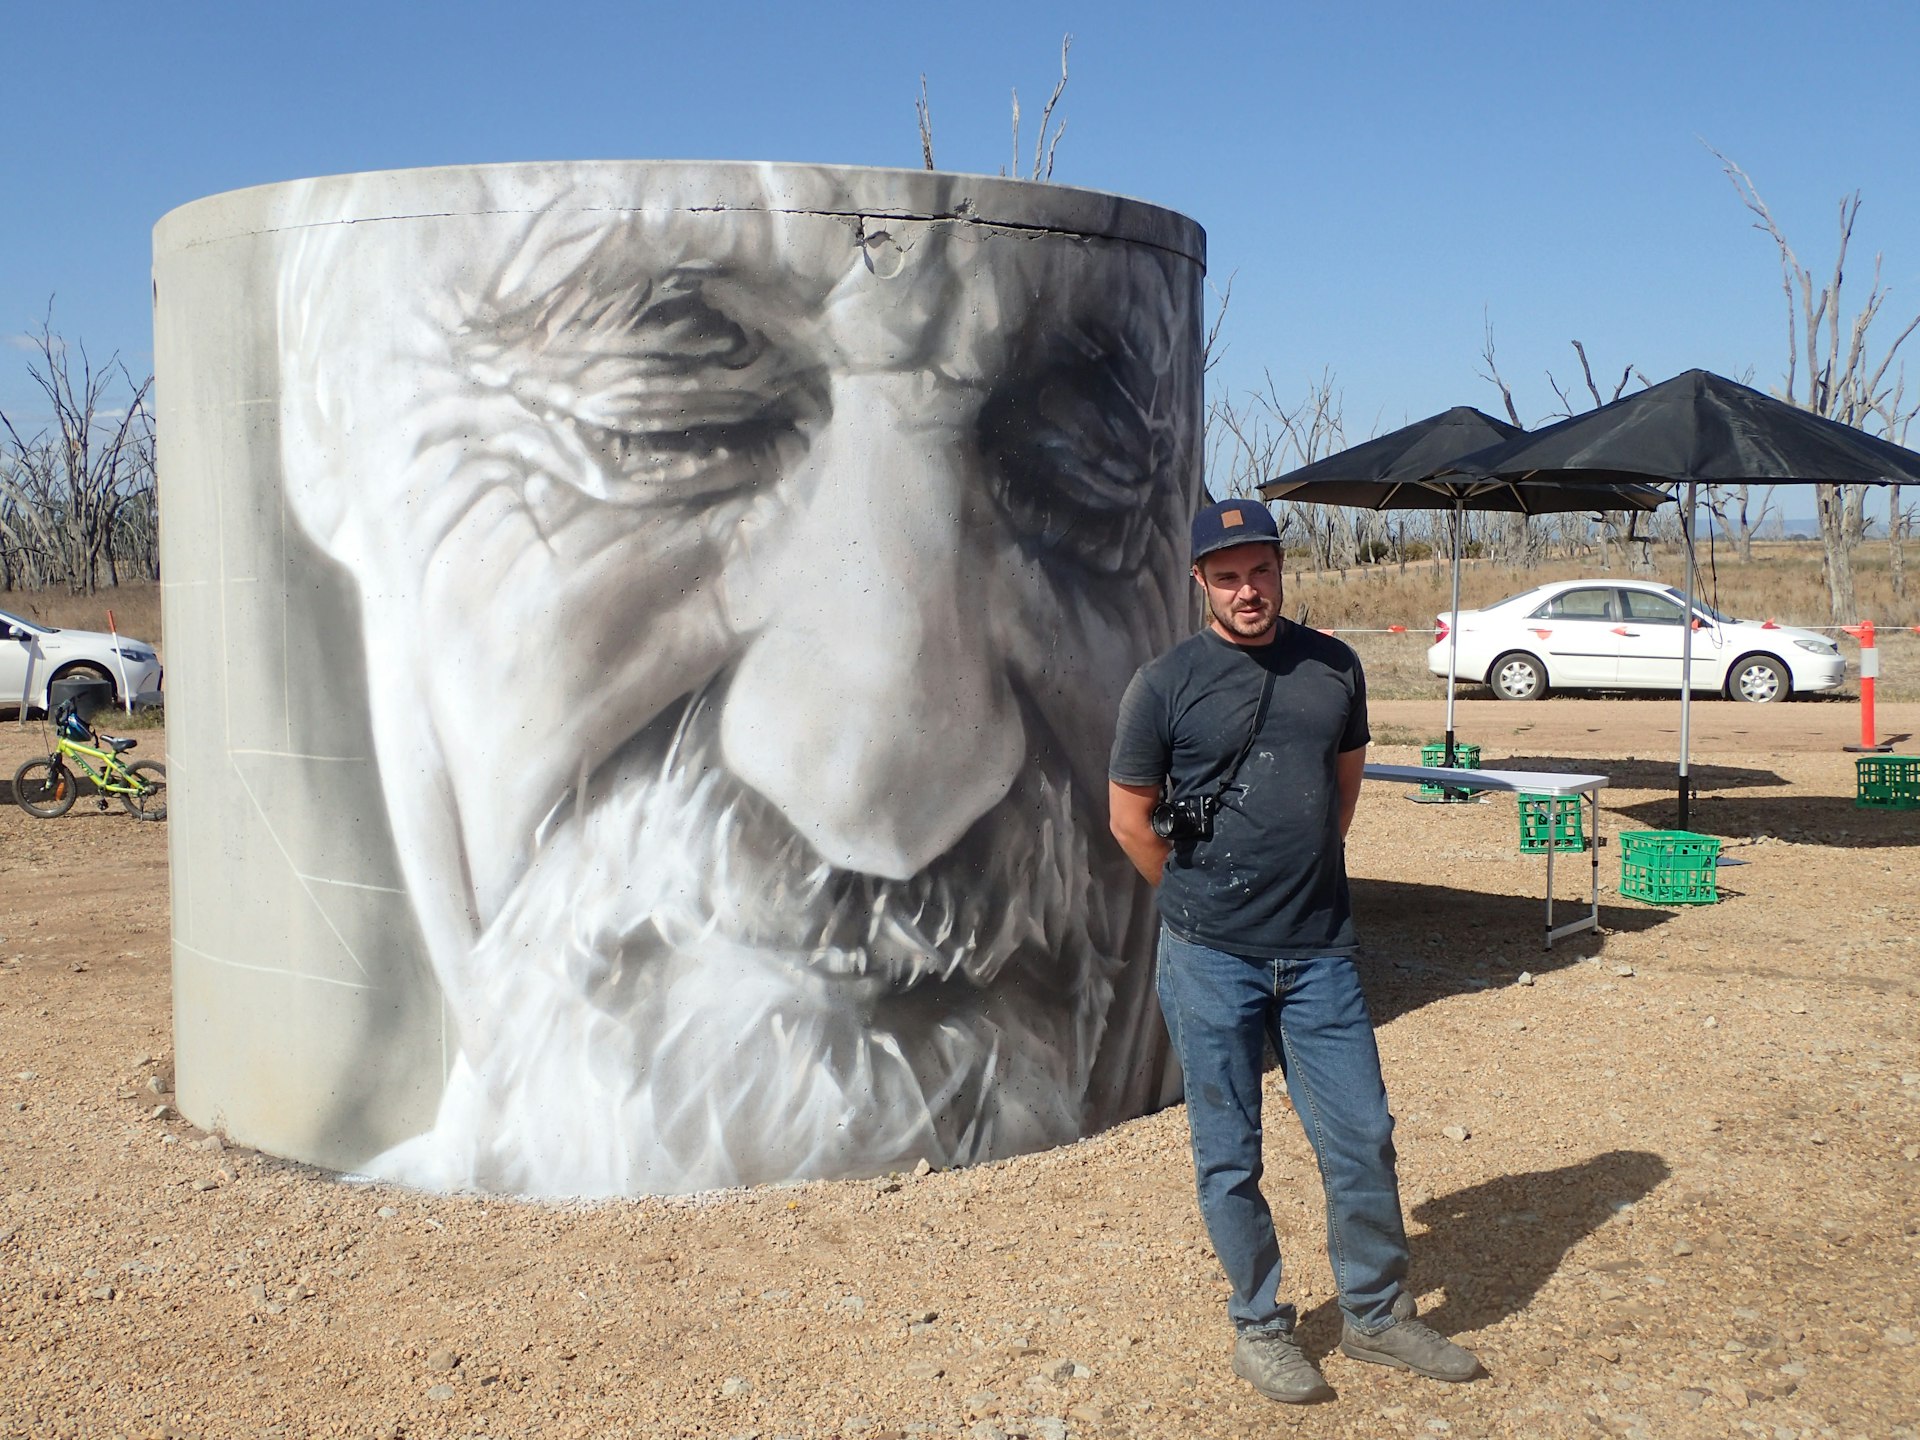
[1613,589,1723,691]
[1525,587,1621,687]
[1,617,37,708]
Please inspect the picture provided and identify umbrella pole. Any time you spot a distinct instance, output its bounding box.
[1679,482,1697,830]
[1445,501,1464,766]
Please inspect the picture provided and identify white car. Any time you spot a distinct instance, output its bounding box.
[1,606,164,713]
[1428,579,1845,703]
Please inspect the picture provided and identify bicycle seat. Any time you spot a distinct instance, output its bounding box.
[104,736,137,753]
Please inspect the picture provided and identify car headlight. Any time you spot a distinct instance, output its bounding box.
[1793,639,1837,655]
[117,646,156,662]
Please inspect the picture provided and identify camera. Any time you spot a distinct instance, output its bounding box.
[1150,794,1217,843]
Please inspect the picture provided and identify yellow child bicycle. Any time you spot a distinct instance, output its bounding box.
[13,701,167,821]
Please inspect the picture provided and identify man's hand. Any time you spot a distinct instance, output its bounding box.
[1336,745,1366,839]
[1108,780,1170,885]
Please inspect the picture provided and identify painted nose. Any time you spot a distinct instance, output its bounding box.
[719,376,1025,880]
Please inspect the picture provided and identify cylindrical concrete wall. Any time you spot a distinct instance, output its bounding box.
[154,161,1205,1196]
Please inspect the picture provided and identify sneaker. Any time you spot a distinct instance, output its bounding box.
[1340,1316,1482,1382]
[1232,1327,1335,1404]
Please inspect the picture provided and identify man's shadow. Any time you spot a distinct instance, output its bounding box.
[1297,1150,1671,1351]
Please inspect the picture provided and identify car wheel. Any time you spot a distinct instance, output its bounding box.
[1491,651,1548,701]
[1729,654,1789,703]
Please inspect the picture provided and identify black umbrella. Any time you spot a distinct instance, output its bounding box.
[1449,368,1920,826]
[1260,407,1671,765]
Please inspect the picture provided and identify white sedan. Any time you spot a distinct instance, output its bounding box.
[1428,579,1845,703]
[1,606,164,713]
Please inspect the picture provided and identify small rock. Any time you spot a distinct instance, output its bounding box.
[1675,1388,1706,1409]
[217,1163,238,1183]
[1672,1239,1695,1256]
[1029,1421,1068,1440]
[902,1309,937,1326]
[426,1348,460,1372]
[13,1071,37,1082]
[840,1294,867,1315]
[377,1206,398,1218]
[1442,1125,1470,1143]
[150,1104,170,1120]
[146,1075,170,1097]
[1049,1358,1092,1382]
[1425,1420,1453,1434]
[190,1179,217,1192]
[1516,971,1535,986]
[195,1134,223,1152]
[902,1361,944,1381]
[722,1376,752,1397]
[426,1384,455,1401]
[1903,1144,1920,1162]
[287,1282,313,1301]
[962,1390,997,1416]
[1886,1327,1916,1346]
[968,1424,1006,1440]
[263,1299,285,1315]
[913,1158,933,1177]
[131,1053,151,1068]
[89,1285,114,1300]
[1591,1343,1620,1363]
[1809,1133,1826,1146]
[8,1101,23,1113]
[1703,1016,1718,1029]
[1612,964,1635,977]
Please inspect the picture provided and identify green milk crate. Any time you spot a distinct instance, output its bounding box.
[1517,793,1585,853]
[1855,755,1920,809]
[1419,741,1482,797]
[1618,830,1721,905]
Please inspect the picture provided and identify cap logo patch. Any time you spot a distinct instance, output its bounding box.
[1222,509,1245,528]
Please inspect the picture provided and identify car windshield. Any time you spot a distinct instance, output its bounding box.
[1486,586,1548,612]
[1662,588,1734,623]
[0,607,54,634]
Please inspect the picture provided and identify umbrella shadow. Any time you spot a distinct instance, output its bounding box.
[1614,793,1919,851]
[1348,878,1674,1029]
[1296,1150,1672,1353]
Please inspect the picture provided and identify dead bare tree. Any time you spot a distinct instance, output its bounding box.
[1713,146,1920,622]
[1477,326,1651,572]
[915,76,935,171]
[1006,34,1071,180]
[0,309,158,593]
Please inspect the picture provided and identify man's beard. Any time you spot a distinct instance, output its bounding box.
[1208,590,1279,642]
[369,683,1125,1197]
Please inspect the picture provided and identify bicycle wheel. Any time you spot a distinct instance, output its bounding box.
[14,757,78,818]
[121,760,168,822]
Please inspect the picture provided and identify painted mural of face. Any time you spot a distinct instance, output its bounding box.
[276,167,1200,1195]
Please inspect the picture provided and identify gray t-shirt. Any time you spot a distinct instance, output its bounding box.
[1108,621,1370,958]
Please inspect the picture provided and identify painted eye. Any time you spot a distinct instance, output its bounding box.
[462,274,829,507]
[977,324,1178,575]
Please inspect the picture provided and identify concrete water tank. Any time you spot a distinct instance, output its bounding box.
[153,161,1205,1196]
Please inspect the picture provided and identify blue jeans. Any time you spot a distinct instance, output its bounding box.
[1155,927,1408,1334]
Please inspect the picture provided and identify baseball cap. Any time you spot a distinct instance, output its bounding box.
[1190,499,1282,565]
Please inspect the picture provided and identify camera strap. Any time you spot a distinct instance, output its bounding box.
[1210,665,1277,808]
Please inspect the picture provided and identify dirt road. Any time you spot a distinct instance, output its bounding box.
[3,705,1917,1439]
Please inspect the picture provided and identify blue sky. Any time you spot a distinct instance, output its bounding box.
[5,0,1919,476]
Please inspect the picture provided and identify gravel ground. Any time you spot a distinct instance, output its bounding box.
[2,700,1917,1440]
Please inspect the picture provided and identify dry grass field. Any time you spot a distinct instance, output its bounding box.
[1282,541,1920,703]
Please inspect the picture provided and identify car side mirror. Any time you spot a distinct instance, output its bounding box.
[4,625,27,642]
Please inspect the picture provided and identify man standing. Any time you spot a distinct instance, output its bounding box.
[1108,499,1481,1404]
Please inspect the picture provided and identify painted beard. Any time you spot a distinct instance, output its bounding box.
[368,683,1121,1197]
